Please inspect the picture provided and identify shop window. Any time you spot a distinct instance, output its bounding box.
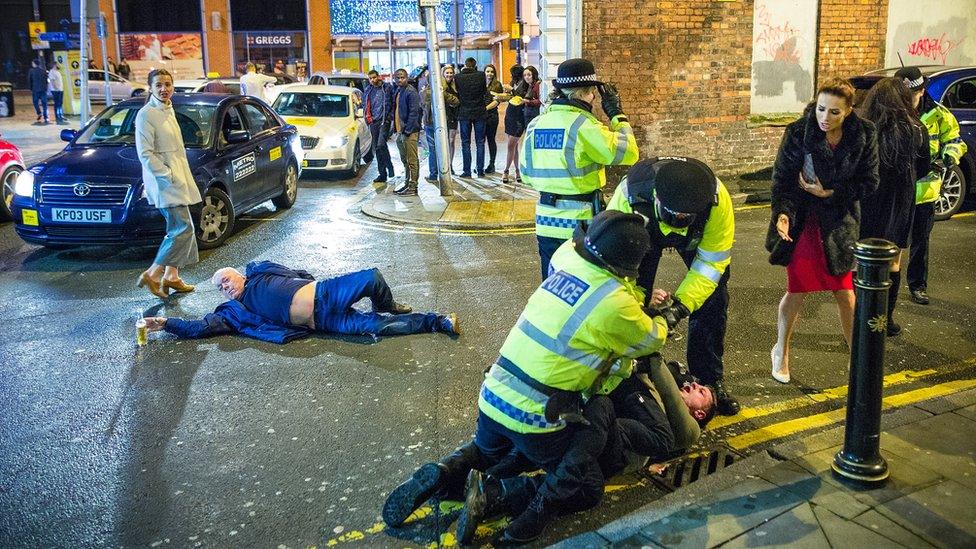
[117,0,202,33]
[230,0,307,31]
[330,0,494,35]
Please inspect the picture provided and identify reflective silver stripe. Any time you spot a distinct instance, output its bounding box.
[696,248,731,263]
[691,258,723,283]
[488,364,551,406]
[516,277,622,371]
[625,322,664,355]
[541,199,592,211]
[611,126,633,165]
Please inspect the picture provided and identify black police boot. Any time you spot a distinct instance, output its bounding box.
[909,287,930,305]
[497,492,559,545]
[433,441,488,500]
[887,271,902,337]
[713,380,740,416]
[456,470,505,545]
[382,462,445,527]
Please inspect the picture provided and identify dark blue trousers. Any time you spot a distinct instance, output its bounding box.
[369,121,394,178]
[459,117,486,175]
[537,235,566,281]
[32,91,47,121]
[907,202,934,292]
[313,268,444,336]
[637,246,730,385]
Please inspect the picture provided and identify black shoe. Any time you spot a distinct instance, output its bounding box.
[497,496,557,545]
[712,380,740,416]
[379,301,412,315]
[459,172,472,178]
[373,176,388,183]
[909,288,930,305]
[477,171,485,178]
[484,166,495,174]
[456,470,501,545]
[382,463,444,527]
[425,176,437,183]
[887,319,902,337]
[394,185,418,196]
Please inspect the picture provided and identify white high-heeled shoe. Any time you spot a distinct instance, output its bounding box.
[771,345,790,383]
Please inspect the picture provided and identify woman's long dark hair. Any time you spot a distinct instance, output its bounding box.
[858,77,923,167]
[523,66,540,100]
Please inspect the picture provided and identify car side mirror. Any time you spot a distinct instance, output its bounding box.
[355,108,365,119]
[60,129,76,142]
[225,129,251,144]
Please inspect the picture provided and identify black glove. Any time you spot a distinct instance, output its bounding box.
[650,296,691,331]
[943,154,958,167]
[383,119,393,139]
[633,353,663,375]
[599,83,624,120]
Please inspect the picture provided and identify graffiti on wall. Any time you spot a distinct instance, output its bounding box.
[750,0,817,115]
[886,1,975,66]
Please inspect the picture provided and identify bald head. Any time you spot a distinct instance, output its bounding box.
[212,267,245,300]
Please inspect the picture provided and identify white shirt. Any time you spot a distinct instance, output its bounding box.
[135,95,203,208]
[239,71,278,103]
[48,68,63,92]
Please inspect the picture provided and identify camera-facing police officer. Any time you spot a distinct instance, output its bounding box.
[607,157,740,416]
[520,58,639,279]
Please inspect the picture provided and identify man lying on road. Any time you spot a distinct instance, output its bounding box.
[143,261,459,343]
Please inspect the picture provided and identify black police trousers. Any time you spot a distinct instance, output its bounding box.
[637,246,730,385]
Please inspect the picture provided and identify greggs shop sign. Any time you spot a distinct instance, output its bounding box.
[246,34,294,47]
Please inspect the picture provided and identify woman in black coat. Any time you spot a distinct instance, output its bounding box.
[857,77,930,336]
[766,78,879,383]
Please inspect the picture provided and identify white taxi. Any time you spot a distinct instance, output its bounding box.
[271,85,372,177]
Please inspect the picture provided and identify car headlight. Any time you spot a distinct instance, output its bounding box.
[14,170,34,197]
[322,134,350,149]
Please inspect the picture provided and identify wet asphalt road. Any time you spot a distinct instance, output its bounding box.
[1,156,975,548]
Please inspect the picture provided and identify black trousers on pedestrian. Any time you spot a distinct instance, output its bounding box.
[369,121,394,178]
[485,113,499,170]
[907,202,935,292]
[637,246,730,385]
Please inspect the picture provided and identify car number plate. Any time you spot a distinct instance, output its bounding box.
[51,208,112,223]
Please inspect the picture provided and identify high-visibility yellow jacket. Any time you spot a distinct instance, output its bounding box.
[916,100,968,204]
[606,176,734,313]
[520,102,639,240]
[478,241,669,434]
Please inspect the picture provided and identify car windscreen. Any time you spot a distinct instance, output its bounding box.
[273,92,350,118]
[74,103,218,147]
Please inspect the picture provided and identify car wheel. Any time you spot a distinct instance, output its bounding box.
[272,162,299,210]
[1,165,23,221]
[344,141,362,179]
[935,164,966,221]
[196,187,236,250]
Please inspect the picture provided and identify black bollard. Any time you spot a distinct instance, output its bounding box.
[832,238,899,485]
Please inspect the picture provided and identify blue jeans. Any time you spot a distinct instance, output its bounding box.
[32,91,48,120]
[313,268,445,336]
[51,91,64,121]
[425,125,438,178]
[458,117,486,175]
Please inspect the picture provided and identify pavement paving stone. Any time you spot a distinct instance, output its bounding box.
[721,502,830,549]
[759,461,871,519]
[794,445,944,507]
[955,404,976,422]
[880,413,976,490]
[811,505,912,548]
[637,477,807,548]
[912,388,976,415]
[852,509,938,548]
[549,531,613,548]
[607,532,659,548]
[875,480,976,548]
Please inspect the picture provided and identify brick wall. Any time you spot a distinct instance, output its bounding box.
[581,0,891,180]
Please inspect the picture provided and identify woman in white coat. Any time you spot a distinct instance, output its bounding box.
[135,68,202,298]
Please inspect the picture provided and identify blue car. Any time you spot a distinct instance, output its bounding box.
[11,93,303,249]
[851,65,976,220]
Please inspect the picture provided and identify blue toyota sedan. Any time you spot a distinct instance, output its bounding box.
[11,93,303,249]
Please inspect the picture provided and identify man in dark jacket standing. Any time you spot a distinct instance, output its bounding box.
[392,68,422,196]
[454,58,495,177]
[364,70,396,183]
[28,59,49,124]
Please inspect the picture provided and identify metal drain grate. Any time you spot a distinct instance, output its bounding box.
[643,445,742,492]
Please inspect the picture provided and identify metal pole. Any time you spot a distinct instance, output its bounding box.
[453,0,461,64]
[832,238,898,485]
[99,14,112,106]
[387,25,395,78]
[422,2,453,196]
[79,0,90,123]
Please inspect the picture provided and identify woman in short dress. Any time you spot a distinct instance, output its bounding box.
[502,64,526,184]
[766,77,879,383]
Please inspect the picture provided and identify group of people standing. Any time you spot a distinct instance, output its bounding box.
[767,67,966,383]
[27,58,65,125]
[360,58,543,195]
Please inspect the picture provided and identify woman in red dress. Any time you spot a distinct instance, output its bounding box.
[766,78,880,383]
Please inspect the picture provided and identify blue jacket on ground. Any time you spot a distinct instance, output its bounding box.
[163,261,314,344]
[394,84,422,135]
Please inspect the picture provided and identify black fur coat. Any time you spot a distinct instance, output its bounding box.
[766,104,880,275]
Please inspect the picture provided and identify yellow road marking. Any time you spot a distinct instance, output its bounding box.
[953,211,974,218]
[727,378,976,450]
[708,368,938,430]
[733,203,770,211]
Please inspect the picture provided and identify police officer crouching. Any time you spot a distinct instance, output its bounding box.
[382,211,668,543]
[607,157,740,416]
[520,58,639,279]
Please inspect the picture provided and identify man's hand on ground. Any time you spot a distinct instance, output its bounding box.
[143,317,167,332]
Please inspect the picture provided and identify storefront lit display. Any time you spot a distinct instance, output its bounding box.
[330,0,494,35]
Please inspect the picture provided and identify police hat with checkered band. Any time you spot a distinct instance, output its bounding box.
[553,58,603,89]
[627,156,718,215]
[894,66,928,91]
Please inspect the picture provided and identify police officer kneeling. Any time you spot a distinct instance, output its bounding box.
[382,211,668,540]
[607,157,740,416]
